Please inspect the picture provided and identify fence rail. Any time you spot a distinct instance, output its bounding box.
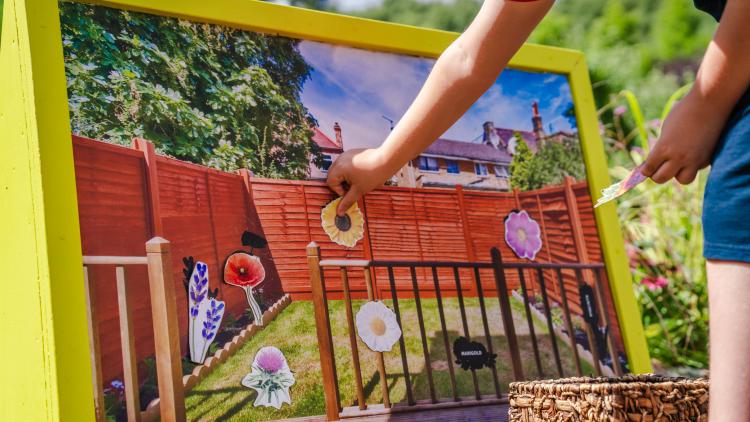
[83,238,185,422]
[308,242,623,420]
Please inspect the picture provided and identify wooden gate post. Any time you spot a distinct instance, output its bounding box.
[306,242,340,421]
[490,247,525,381]
[146,237,186,422]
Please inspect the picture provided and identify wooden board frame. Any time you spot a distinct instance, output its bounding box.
[0,1,651,420]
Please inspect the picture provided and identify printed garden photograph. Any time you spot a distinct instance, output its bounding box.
[1,0,729,421]
[56,1,629,421]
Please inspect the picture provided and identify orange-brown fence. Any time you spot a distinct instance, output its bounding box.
[73,135,623,384]
[248,177,622,349]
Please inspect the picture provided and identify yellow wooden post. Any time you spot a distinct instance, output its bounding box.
[0,0,95,420]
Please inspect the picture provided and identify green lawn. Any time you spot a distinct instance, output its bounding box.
[186,297,591,421]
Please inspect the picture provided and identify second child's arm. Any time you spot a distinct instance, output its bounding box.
[327,0,554,214]
[643,0,750,184]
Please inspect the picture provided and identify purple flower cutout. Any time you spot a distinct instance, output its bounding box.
[255,346,287,374]
[504,210,543,260]
[201,299,224,341]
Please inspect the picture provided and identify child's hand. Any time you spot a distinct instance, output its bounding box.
[326,148,391,215]
[642,92,724,184]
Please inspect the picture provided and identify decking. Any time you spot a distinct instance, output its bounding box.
[284,402,509,422]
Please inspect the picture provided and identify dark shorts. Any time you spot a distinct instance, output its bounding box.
[703,90,750,262]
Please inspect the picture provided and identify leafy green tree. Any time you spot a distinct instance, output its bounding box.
[509,134,534,191]
[61,2,322,178]
[510,135,586,191]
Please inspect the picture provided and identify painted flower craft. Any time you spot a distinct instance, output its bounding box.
[321,197,365,248]
[224,252,266,326]
[241,346,296,409]
[504,210,543,260]
[594,163,648,208]
[355,301,402,352]
[186,260,225,364]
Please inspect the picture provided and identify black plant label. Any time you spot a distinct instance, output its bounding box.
[452,337,496,371]
[579,284,598,324]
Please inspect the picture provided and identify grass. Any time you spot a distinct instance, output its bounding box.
[186,296,592,421]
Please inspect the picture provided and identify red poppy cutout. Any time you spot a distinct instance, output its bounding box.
[224,253,265,288]
[224,252,266,326]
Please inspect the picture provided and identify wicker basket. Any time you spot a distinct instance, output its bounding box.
[509,374,709,422]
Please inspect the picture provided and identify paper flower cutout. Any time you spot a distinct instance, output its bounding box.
[187,261,225,364]
[242,347,296,409]
[224,252,266,326]
[355,301,402,352]
[504,210,542,260]
[321,198,365,248]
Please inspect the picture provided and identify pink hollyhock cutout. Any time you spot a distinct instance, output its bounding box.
[641,276,668,291]
[504,210,543,261]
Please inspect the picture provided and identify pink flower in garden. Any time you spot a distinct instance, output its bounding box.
[614,105,627,116]
[649,119,661,129]
[504,210,543,260]
[641,276,669,291]
[255,346,287,374]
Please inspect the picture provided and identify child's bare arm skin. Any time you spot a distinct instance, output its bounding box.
[326,0,554,214]
[643,0,750,184]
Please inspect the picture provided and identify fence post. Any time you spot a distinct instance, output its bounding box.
[133,139,163,237]
[306,242,340,421]
[115,266,142,422]
[490,247,524,381]
[83,267,105,422]
[563,176,590,265]
[456,185,478,295]
[146,237,186,422]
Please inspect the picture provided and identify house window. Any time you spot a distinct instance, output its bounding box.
[446,160,459,174]
[494,165,509,179]
[417,156,440,172]
[320,154,333,172]
[474,163,489,177]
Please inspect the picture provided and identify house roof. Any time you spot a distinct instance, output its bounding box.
[311,127,342,152]
[493,128,538,152]
[423,138,512,164]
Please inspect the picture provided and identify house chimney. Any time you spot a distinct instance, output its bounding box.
[532,102,545,140]
[483,121,495,144]
[334,122,343,149]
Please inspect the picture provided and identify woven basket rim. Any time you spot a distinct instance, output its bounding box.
[509,374,708,393]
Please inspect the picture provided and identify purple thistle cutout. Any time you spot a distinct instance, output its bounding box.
[255,347,287,374]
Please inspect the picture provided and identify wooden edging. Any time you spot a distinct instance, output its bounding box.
[140,294,292,422]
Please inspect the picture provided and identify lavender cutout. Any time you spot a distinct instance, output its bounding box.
[187,261,225,364]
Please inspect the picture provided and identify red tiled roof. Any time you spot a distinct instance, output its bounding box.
[311,127,341,151]
[424,138,512,164]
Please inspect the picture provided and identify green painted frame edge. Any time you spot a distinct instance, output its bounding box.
[0,0,651,420]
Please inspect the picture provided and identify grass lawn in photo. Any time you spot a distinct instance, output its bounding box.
[186,296,592,421]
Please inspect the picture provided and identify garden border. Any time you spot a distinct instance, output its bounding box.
[140,294,292,422]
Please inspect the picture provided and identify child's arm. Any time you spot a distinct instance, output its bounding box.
[643,0,750,184]
[327,0,554,214]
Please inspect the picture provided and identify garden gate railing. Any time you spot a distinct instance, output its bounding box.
[306,242,624,421]
[83,237,185,422]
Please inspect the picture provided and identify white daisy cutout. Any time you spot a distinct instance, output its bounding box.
[355,301,402,352]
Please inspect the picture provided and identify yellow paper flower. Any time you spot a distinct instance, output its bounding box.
[321,198,365,248]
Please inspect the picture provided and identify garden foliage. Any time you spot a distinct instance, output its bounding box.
[60,2,323,177]
[509,135,586,191]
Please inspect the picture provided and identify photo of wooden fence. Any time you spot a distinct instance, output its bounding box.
[74,133,626,420]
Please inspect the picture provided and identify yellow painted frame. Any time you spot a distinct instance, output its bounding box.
[0,0,650,420]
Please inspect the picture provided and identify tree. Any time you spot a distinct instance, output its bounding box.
[509,135,586,191]
[61,3,321,179]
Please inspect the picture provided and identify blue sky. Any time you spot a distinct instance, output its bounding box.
[299,40,576,150]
